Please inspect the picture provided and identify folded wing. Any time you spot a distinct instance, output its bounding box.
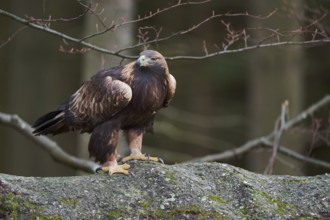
[33,76,132,135]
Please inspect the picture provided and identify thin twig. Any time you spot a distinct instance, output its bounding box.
[261,139,330,170]
[0,112,100,173]
[115,9,278,54]
[297,128,330,147]
[0,26,27,49]
[264,100,289,175]
[1,8,330,60]
[26,1,92,23]
[76,0,108,29]
[189,137,264,163]
[80,0,211,41]
[189,95,330,171]
[165,39,330,60]
[0,8,135,59]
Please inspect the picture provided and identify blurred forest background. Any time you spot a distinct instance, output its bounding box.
[0,0,330,177]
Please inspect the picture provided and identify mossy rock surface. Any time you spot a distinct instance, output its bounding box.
[0,162,329,219]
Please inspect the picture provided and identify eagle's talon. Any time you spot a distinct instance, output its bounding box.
[158,157,164,164]
[127,159,138,164]
[116,154,122,162]
[101,163,130,175]
[95,166,103,173]
[129,171,136,177]
[121,153,161,163]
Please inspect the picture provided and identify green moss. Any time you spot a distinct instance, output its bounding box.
[60,198,77,206]
[207,195,226,203]
[282,178,308,185]
[108,209,122,218]
[0,192,63,219]
[140,200,151,209]
[1,192,20,208]
[163,168,178,184]
[137,209,146,216]
[150,205,227,219]
[239,205,251,216]
[107,204,228,219]
[259,191,294,215]
[24,198,36,209]
[0,192,21,219]
[37,215,63,220]
[0,193,47,219]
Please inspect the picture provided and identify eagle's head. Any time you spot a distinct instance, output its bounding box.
[136,50,168,73]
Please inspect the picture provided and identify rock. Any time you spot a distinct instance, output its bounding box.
[0,162,329,219]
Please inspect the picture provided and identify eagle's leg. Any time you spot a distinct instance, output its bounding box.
[121,129,162,163]
[89,122,130,175]
[101,150,130,175]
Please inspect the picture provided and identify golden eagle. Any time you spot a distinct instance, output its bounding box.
[32,50,176,175]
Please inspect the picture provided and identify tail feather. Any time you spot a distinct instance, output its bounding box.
[32,110,62,127]
[32,111,68,135]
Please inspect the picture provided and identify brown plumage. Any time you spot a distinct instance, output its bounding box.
[32,50,176,174]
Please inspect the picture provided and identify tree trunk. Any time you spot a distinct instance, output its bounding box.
[77,0,135,163]
[0,1,82,176]
[247,0,305,175]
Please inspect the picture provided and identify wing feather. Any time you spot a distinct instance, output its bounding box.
[163,73,176,107]
[66,76,132,128]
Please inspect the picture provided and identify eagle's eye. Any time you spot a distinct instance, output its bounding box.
[151,57,158,61]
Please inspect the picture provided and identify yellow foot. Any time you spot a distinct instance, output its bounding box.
[121,153,163,163]
[101,163,130,175]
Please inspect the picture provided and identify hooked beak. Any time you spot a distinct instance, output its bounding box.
[137,55,149,67]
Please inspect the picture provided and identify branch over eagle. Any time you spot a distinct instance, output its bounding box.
[32,50,176,175]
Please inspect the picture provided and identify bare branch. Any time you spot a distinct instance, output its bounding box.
[80,0,212,41]
[0,26,27,49]
[261,139,330,170]
[0,112,100,173]
[307,117,323,155]
[297,128,330,147]
[0,8,136,59]
[165,39,330,60]
[189,95,330,171]
[25,1,92,23]
[264,100,289,175]
[190,136,330,171]
[1,8,330,60]
[59,45,91,54]
[115,9,278,54]
[284,95,330,129]
[76,0,108,29]
[189,137,263,163]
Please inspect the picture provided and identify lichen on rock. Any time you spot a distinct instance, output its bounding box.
[0,162,329,219]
